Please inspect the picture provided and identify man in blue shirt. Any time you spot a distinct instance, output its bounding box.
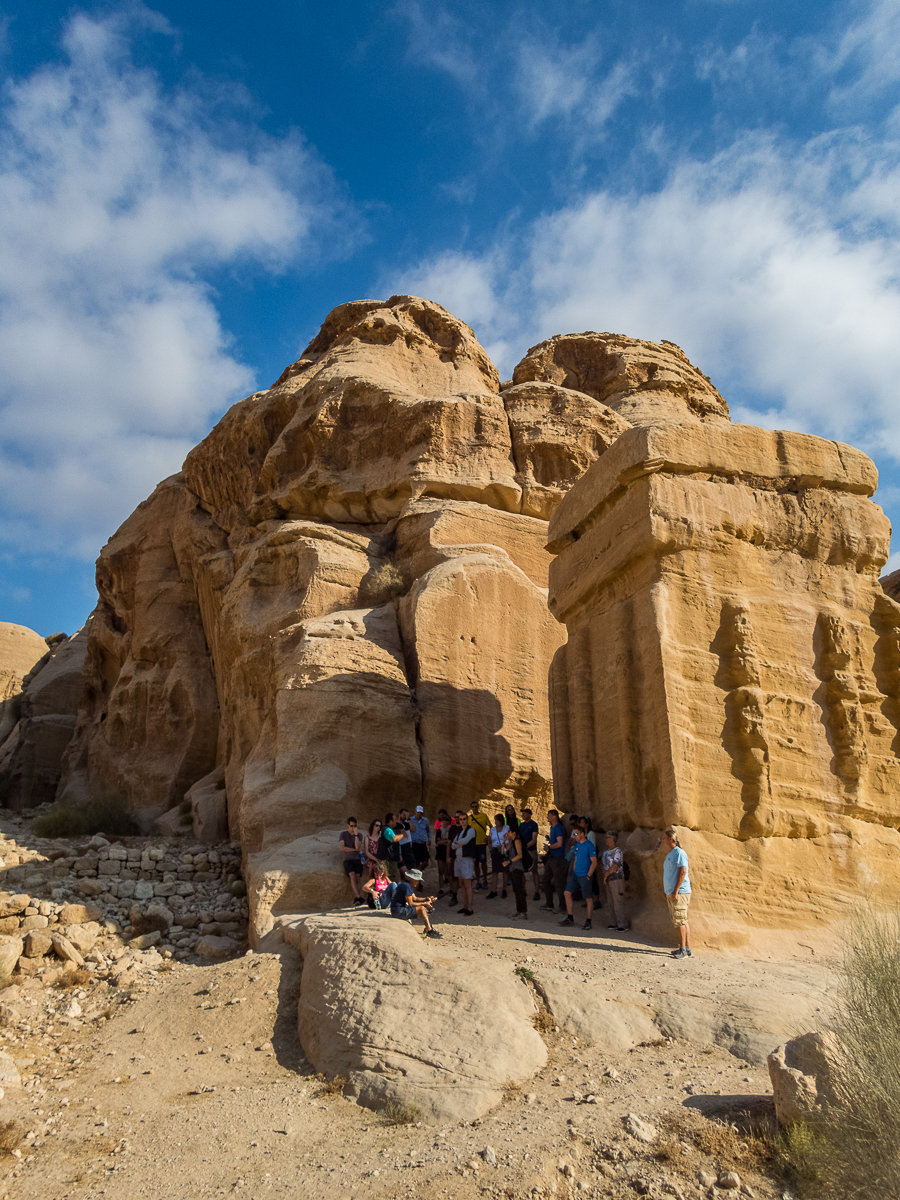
[409,806,432,866]
[661,828,692,958]
[540,808,568,913]
[389,868,442,938]
[559,827,597,930]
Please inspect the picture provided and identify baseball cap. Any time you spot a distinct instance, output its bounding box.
[415,805,424,813]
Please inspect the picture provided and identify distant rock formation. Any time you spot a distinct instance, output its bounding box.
[0,627,86,807]
[59,299,712,938]
[547,418,900,945]
[0,623,48,744]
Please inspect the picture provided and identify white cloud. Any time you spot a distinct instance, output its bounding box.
[395,132,900,463]
[0,7,352,558]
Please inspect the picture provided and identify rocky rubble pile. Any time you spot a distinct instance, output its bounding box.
[0,812,249,981]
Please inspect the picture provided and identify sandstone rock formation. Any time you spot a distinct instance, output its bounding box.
[59,302,686,939]
[288,912,547,1121]
[547,418,900,944]
[1,630,87,808]
[0,622,48,749]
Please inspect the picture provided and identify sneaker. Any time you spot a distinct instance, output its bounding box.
[501,889,507,898]
[617,926,627,933]
[462,909,474,916]
[540,904,556,912]
[486,891,497,899]
[671,946,692,959]
[559,915,574,926]
[582,920,592,931]
[448,894,458,907]
[608,922,617,929]
[425,928,443,938]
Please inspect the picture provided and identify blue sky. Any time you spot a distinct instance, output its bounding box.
[2,0,900,635]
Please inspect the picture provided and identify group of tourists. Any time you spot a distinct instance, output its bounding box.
[337,806,692,956]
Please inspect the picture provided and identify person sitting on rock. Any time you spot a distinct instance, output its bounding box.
[389,868,441,937]
[363,861,395,910]
[339,817,364,905]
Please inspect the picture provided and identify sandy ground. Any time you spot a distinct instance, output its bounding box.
[1,849,832,1200]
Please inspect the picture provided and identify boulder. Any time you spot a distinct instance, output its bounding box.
[0,622,48,744]
[195,934,238,959]
[291,912,547,1122]
[0,1051,21,1088]
[59,903,102,926]
[0,936,23,978]
[23,931,53,958]
[51,934,85,966]
[188,765,228,842]
[60,922,99,955]
[768,1031,846,1126]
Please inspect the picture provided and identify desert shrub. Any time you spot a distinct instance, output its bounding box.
[131,912,169,936]
[0,1121,23,1156]
[797,907,900,1200]
[532,1011,555,1033]
[57,967,92,989]
[358,562,410,606]
[316,1074,347,1097]
[775,1122,831,1197]
[381,1100,421,1126]
[514,964,534,982]
[32,795,140,838]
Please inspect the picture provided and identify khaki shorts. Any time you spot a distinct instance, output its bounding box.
[667,892,690,927]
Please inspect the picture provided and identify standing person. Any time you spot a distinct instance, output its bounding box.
[452,812,477,916]
[444,811,461,905]
[503,816,528,919]
[601,831,627,932]
[541,809,568,913]
[396,809,416,881]
[519,808,541,901]
[661,829,692,958]
[363,819,383,881]
[339,817,364,905]
[504,803,518,825]
[487,813,508,899]
[468,800,491,890]
[389,869,442,937]
[559,826,597,930]
[410,806,432,869]
[434,809,451,896]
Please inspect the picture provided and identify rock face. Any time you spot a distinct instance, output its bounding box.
[768,1032,846,1126]
[289,913,547,1121]
[0,622,49,750]
[547,417,900,942]
[58,299,675,939]
[2,630,88,808]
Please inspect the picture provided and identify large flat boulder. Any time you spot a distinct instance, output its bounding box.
[289,913,547,1122]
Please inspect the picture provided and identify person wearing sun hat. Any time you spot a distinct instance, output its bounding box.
[389,868,442,937]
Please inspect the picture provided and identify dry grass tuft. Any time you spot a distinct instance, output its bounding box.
[502,1078,521,1103]
[381,1100,421,1126]
[532,1011,555,1033]
[316,1073,347,1097]
[0,1121,23,1156]
[692,1120,773,1171]
[654,1137,685,1163]
[57,967,92,989]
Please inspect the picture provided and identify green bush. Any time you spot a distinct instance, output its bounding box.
[780,906,900,1200]
[32,795,140,838]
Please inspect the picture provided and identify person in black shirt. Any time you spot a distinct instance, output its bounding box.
[390,869,441,937]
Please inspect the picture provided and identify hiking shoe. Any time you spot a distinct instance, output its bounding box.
[582,920,592,931]
[559,916,574,926]
[486,891,497,899]
[425,928,442,938]
[671,947,692,959]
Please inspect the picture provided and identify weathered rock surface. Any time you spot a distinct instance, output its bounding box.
[533,970,659,1052]
[289,912,547,1121]
[57,296,646,939]
[547,419,900,941]
[2,629,88,807]
[768,1031,845,1126]
[0,622,50,760]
